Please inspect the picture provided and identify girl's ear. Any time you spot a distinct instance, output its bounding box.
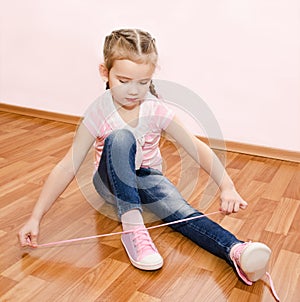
[99,63,109,82]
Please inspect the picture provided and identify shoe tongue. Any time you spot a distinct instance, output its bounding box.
[133,229,156,258]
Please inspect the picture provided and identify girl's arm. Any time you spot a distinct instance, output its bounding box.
[19,123,95,247]
[165,115,248,214]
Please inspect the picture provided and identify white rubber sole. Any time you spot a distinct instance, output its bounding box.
[239,242,271,281]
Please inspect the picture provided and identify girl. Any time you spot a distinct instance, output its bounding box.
[19,28,274,294]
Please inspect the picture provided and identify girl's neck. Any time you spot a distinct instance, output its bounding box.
[113,99,141,128]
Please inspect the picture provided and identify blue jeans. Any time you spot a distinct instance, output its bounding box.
[93,129,243,266]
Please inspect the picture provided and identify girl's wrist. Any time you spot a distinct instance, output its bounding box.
[219,178,235,192]
[30,216,41,224]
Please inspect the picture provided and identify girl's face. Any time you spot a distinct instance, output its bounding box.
[102,59,155,108]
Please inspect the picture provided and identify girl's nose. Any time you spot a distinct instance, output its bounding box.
[127,82,139,95]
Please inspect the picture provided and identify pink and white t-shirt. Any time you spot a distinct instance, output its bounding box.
[83,91,175,172]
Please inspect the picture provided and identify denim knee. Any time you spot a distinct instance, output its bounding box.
[105,129,136,152]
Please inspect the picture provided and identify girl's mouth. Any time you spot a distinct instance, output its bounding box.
[125,98,139,102]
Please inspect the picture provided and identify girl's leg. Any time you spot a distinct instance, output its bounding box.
[93,129,142,217]
[93,129,163,270]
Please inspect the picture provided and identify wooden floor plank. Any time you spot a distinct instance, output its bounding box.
[0,275,49,302]
[265,198,300,235]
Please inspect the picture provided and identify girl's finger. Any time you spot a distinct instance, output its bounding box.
[18,232,28,247]
[233,201,240,213]
[30,234,38,247]
[240,200,248,209]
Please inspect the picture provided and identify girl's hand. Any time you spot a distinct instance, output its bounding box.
[18,218,40,248]
[220,188,248,214]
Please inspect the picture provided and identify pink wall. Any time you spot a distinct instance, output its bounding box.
[1,0,299,152]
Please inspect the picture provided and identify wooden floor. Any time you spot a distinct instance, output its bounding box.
[0,111,299,302]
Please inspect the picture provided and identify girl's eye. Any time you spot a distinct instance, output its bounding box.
[118,79,150,85]
[119,79,129,84]
[139,81,150,85]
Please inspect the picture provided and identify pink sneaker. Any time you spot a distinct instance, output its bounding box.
[121,227,163,270]
[230,242,280,301]
[230,242,271,284]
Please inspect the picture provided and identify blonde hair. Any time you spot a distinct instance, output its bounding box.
[103,28,158,97]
